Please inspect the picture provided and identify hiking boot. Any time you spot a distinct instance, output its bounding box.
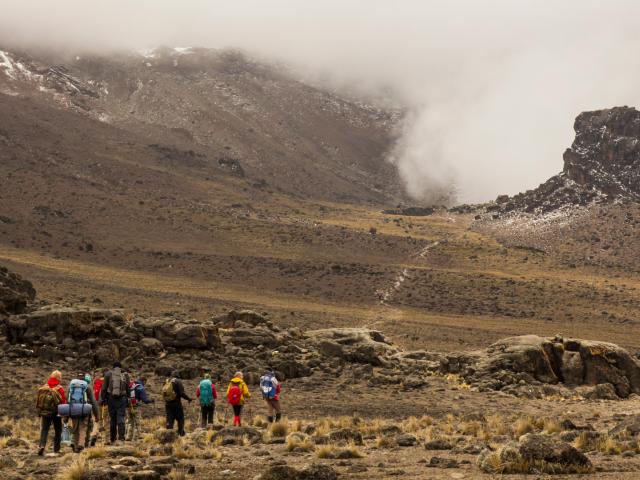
[90,438,97,447]
[267,416,274,423]
[37,447,44,456]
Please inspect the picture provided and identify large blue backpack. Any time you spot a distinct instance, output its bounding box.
[58,379,91,418]
[260,373,276,400]
[69,379,88,405]
[199,379,214,406]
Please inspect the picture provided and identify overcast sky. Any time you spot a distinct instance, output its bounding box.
[2,0,639,202]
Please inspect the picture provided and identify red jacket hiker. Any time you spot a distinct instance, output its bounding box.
[47,376,67,404]
[93,377,103,403]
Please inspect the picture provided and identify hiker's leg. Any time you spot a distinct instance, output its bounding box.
[71,418,81,451]
[84,417,93,448]
[166,403,175,429]
[176,404,185,436]
[125,407,134,441]
[116,398,127,441]
[132,408,139,441]
[266,399,274,422]
[52,416,62,452]
[200,406,206,428]
[207,406,214,425]
[232,405,240,425]
[39,415,51,448]
[78,417,89,449]
[108,398,118,443]
[272,399,282,422]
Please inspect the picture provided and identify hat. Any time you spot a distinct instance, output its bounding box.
[234,371,243,379]
[50,370,62,381]
[84,373,92,384]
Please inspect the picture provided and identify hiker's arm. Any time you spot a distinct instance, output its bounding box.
[196,386,200,398]
[212,385,218,399]
[243,383,250,398]
[178,381,192,401]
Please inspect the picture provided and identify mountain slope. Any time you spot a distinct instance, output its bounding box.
[0,46,404,203]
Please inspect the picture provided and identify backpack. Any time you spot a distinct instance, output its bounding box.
[227,381,243,406]
[35,385,62,416]
[199,379,214,406]
[68,379,88,405]
[260,373,277,400]
[162,378,177,402]
[93,378,104,402]
[108,368,125,397]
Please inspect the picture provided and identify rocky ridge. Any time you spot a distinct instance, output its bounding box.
[467,106,640,217]
[2,267,639,403]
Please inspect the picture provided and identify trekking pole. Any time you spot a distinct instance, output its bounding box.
[223,403,229,425]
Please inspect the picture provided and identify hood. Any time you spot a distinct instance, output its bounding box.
[230,377,243,383]
[47,377,60,388]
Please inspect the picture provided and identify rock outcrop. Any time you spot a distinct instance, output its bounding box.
[476,106,640,216]
[0,267,35,316]
[440,335,640,399]
[478,433,593,474]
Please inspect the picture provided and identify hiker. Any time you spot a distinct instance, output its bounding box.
[260,368,282,423]
[93,369,108,432]
[196,373,218,428]
[125,376,153,441]
[162,372,192,436]
[36,370,67,456]
[100,361,131,444]
[64,373,100,453]
[226,371,250,426]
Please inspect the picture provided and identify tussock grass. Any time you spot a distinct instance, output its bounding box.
[401,415,433,433]
[286,436,314,452]
[479,447,594,475]
[268,421,289,438]
[542,418,561,434]
[375,435,394,448]
[82,446,107,459]
[251,415,268,428]
[316,442,364,459]
[514,417,535,437]
[167,469,188,480]
[56,457,90,480]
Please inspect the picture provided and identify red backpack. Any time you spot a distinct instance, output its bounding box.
[227,382,242,406]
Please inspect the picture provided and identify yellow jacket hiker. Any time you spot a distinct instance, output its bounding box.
[226,372,250,426]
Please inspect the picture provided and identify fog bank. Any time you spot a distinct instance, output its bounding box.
[2,0,639,203]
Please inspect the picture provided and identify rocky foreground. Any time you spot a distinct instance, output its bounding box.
[3,267,640,478]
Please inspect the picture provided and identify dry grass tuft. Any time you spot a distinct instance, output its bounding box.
[167,469,188,480]
[268,421,289,438]
[82,446,107,459]
[251,415,268,428]
[375,435,394,448]
[286,436,314,452]
[542,418,561,434]
[514,417,536,437]
[56,456,90,480]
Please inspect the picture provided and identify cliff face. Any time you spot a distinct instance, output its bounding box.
[479,106,640,216]
[563,106,640,199]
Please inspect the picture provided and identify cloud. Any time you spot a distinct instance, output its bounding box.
[2,0,639,202]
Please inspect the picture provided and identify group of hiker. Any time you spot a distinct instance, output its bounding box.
[35,363,282,455]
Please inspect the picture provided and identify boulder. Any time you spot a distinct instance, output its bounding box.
[298,464,339,480]
[478,433,593,474]
[211,426,263,445]
[213,309,268,328]
[452,335,640,398]
[395,434,417,447]
[154,429,178,444]
[609,415,640,438]
[306,328,398,366]
[133,316,221,350]
[321,428,363,445]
